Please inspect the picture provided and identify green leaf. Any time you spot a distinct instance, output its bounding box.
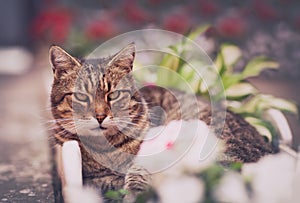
[245,117,274,141]
[259,95,298,114]
[225,82,257,99]
[160,53,180,71]
[105,190,122,200]
[242,56,279,79]
[156,52,181,87]
[220,44,242,71]
[222,73,243,89]
[200,164,224,188]
[178,63,195,81]
[214,51,226,75]
[118,189,129,196]
[229,162,243,171]
[214,44,241,76]
[187,24,210,40]
[199,80,209,94]
[231,95,262,115]
[231,94,298,117]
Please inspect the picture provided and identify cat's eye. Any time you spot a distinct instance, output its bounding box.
[107,90,121,101]
[74,93,89,102]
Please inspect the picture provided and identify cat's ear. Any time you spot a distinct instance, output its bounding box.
[49,45,81,78]
[107,43,135,73]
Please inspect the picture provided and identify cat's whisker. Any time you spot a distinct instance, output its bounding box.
[114,121,140,126]
[113,117,149,123]
[132,101,151,105]
[114,121,148,129]
[116,113,148,118]
[115,119,150,125]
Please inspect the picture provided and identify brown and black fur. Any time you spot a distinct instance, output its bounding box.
[140,86,273,163]
[49,43,273,202]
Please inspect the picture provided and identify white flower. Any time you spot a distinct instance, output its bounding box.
[215,172,251,203]
[135,120,223,174]
[156,174,204,203]
[242,153,296,203]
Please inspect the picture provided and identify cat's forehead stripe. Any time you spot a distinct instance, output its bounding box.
[99,71,104,91]
[103,76,109,92]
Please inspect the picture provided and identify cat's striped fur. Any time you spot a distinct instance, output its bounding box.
[49,43,273,202]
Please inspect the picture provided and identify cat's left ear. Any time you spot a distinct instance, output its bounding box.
[107,43,135,73]
[49,45,81,78]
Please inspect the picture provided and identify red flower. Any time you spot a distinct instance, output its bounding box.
[31,7,73,43]
[204,26,217,38]
[280,0,293,4]
[216,16,247,38]
[199,0,219,16]
[163,12,191,34]
[85,18,118,41]
[254,0,278,21]
[148,0,164,6]
[123,0,151,24]
[295,15,300,30]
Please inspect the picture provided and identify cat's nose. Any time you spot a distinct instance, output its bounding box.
[96,114,107,125]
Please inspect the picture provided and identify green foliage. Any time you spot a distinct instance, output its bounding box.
[104,189,128,202]
[155,27,298,144]
[229,162,243,172]
[225,82,257,100]
[131,26,298,203]
[187,24,210,41]
[199,165,225,203]
[242,56,279,78]
[244,117,275,141]
[135,188,159,203]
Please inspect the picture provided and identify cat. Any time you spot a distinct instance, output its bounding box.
[49,43,273,202]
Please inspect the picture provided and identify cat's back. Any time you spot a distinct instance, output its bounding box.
[139,86,274,163]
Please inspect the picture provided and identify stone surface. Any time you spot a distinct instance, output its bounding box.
[0,58,54,202]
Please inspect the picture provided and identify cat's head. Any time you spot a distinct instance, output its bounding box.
[49,43,149,141]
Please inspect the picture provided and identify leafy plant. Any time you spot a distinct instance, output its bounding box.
[155,27,298,144]
[199,165,225,203]
[215,44,297,143]
[105,189,128,202]
[127,26,299,203]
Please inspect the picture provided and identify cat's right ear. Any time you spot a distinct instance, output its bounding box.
[49,45,81,78]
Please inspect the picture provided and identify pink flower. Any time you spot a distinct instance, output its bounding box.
[216,16,247,38]
[123,0,151,24]
[199,0,219,16]
[279,0,293,4]
[136,120,222,174]
[253,0,278,21]
[204,26,218,38]
[163,12,191,34]
[85,18,118,41]
[295,15,300,30]
[165,141,174,149]
[30,7,73,43]
[148,0,164,6]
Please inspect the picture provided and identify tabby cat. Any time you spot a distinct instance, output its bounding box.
[49,43,273,202]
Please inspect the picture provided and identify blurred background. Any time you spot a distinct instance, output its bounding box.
[0,0,299,201]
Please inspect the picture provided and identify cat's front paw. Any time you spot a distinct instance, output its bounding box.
[124,165,151,201]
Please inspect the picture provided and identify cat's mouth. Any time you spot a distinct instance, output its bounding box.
[91,126,107,131]
[99,125,107,130]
